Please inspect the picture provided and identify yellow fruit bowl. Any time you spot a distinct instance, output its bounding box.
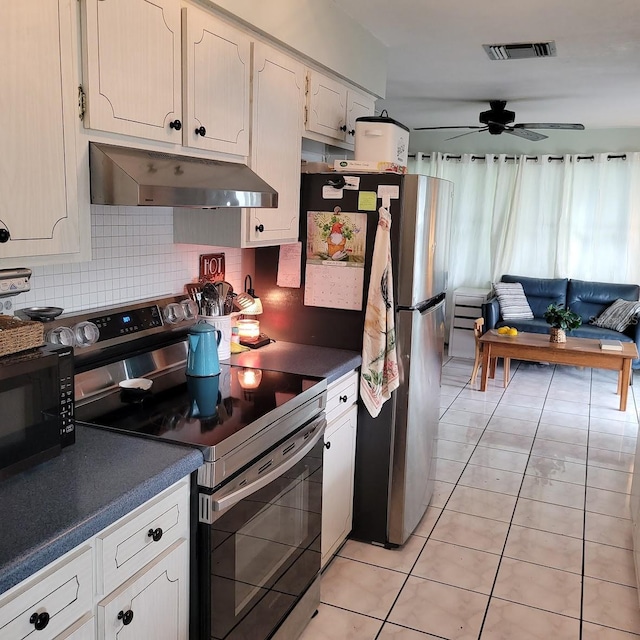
[497,327,518,337]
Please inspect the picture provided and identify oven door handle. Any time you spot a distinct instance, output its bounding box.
[212,419,325,513]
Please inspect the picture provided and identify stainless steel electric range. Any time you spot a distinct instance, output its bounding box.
[46,296,327,640]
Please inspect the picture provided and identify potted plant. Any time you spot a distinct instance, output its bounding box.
[543,303,582,343]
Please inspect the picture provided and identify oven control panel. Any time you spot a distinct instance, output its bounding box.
[89,304,163,342]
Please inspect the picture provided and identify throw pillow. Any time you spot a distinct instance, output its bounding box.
[591,298,640,332]
[493,282,534,320]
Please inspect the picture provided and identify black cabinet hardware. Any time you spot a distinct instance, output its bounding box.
[195,126,206,136]
[29,612,50,630]
[255,224,264,233]
[118,610,134,625]
[147,527,163,542]
[169,120,182,131]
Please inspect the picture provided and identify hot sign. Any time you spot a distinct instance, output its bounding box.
[199,253,225,283]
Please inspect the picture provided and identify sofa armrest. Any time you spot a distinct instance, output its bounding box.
[631,319,640,367]
[482,299,501,331]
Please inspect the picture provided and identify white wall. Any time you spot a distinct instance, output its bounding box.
[201,0,387,96]
[12,206,246,315]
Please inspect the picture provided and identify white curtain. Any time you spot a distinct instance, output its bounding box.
[408,152,640,289]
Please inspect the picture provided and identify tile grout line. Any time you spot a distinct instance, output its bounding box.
[371,359,515,640]
[475,362,554,639]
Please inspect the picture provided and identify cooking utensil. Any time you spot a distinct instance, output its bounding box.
[185,283,201,302]
[201,283,222,316]
[21,306,64,321]
[234,291,256,311]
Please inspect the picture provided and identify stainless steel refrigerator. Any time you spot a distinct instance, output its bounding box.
[254,173,453,546]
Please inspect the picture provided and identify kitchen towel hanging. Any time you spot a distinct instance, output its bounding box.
[360,205,400,417]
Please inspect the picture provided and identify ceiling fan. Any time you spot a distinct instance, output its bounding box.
[414,100,585,141]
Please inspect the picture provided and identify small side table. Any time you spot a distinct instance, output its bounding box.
[448,287,492,358]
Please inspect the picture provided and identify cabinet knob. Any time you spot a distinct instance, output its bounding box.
[29,612,50,631]
[195,126,206,136]
[255,224,265,233]
[147,527,163,542]
[0,228,10,243]
[324,441,331,449]
[339,394,348,403]
[169,119,182,131]
[339,125,347,132]
[348,129,355,136]
[118,610,134,626]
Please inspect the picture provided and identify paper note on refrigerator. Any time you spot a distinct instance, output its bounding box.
[276,242,302,288]
[303,209,367,310]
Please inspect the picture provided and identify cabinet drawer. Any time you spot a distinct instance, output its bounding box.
[453,304,483,318]
[0,547,92,640]
[96,480,189,596]
[326,370,358,421]
[455,294,487,306]
[453,316,477,330]
[97,540,188,640]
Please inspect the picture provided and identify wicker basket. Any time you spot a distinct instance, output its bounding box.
[0,316,44,357]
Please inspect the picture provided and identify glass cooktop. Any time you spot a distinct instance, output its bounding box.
[84,364,324,453]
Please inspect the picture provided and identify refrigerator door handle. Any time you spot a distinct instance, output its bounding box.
[397,292,446,314]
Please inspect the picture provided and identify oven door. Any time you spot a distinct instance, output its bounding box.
[198,416,325,640]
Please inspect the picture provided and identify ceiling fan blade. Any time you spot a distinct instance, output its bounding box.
[445,128,488,141]
[513,123,585,130]
[504,127,548,141]
[413,125,484,131]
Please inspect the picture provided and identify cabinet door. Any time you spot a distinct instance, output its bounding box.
[81,0,182,143]
[321,404,358,567]
[56,615,95,640]
[98,540,188,640]
[0,547,92,640]
[345,90,376,145]
[248,43,304,246]
[182,6,250,155]
[0,0,82,262]
[305,71,347,142]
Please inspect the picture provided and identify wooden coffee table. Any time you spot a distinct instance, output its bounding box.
[479,330,639,411]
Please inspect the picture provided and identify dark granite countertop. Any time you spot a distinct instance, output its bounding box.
[0,424,203,596]
[228,341,361,383]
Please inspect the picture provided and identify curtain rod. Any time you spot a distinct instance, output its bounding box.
[408,153,628,161]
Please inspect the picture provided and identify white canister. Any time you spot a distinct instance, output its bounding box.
[354,111,410,166]
[198,314,231,360]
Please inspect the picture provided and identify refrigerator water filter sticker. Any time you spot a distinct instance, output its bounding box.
[303,209,368,310]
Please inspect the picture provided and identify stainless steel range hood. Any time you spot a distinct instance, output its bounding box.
[89,142,278,208]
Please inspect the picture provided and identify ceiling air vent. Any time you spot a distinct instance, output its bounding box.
[483,41,557,60]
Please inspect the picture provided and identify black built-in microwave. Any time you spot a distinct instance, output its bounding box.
[0,343,74,481]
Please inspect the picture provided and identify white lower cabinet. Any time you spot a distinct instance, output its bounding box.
[56,615,95,640]
[0,547,92,640]
[0,478,190,640]
[321,370,359,568]
[97,540,188,640]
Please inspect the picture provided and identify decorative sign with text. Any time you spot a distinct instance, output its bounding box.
[199,253,225,283]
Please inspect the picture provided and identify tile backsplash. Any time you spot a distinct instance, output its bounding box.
[15,205,245,314]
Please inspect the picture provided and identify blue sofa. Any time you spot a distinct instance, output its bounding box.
[482,275,640,369]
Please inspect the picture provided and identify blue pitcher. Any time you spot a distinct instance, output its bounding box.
[186,323,221,377]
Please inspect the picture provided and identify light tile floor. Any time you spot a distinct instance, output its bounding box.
[300,357,640,639]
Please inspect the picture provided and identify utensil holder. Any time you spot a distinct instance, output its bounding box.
[198,314,231,360]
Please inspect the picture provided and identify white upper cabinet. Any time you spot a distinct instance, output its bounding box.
[247,43,305,246]
[306,72,348,141]
[173,42,304,248]
[346,91,376,140]
[305,69,375,149]
[182,6,251,155]
[0,0,84,264]
[81,0,183,143]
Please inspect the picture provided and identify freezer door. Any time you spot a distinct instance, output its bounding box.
[396,176,453,307]
[387,300,444,545]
